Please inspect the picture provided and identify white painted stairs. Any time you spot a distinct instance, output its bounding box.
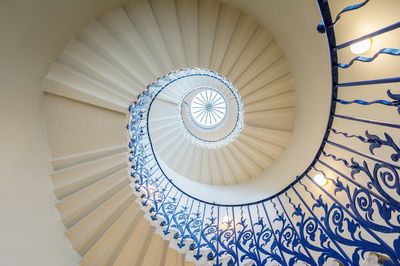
[43,0,295,264]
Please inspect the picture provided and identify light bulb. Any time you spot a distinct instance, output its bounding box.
[313,173,328,186]
[220,215,231,230]
[350,38,372,54]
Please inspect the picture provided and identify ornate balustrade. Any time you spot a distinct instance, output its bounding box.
[128,1,400,265]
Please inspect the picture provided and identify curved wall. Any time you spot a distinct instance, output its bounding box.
[0,0,123,264]
[221,0,332,200]
[153,0,332,204]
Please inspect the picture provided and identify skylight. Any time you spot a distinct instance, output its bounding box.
[190,89,227,128]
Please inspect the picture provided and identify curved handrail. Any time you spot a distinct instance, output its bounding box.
[128,1,400,265]
[174,73,244,149]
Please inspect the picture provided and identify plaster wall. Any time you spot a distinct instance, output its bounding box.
[0,1,123,264]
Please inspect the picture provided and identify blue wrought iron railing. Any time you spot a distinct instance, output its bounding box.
[128,1,400,265]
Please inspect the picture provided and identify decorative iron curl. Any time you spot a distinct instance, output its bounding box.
[337,48,400,68]
[336,89,400,111]
[317,0,370,33]
[329,128,368,143]
[254,217,286,265]
[321,151,355,169]
[332,0,370,26]
[271,200,316,266]
[235,216,261,265]
[336,98,397,106]
[328,173,400,234]
[312,195,399,266]
[351,160,400,210]
[217,223,237,266]
[329,128,400,162]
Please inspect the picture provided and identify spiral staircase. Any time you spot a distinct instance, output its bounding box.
[1,0,400,265]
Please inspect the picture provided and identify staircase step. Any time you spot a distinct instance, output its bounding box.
[228,28,272,82]
[44,63,128,113]
[124,0,174,73]
[51,145,127,171]
[56,168,129,228]
[239,133,283,160]
[219,14,258,76]
[227,142,261,177]
[80,202,142,266]
[99,6,163,80]
[141,233,169,266]
[242,125,291,147]
[215,149,237,184]
[245,107,294,132]
[113,217,154,266]
[176,0,199,67]
[59,39,139,98]
[243,74,294,105]
[210,4,241,71]
[240,57,290,98]
[150,0,186,68]
[51,152,128,199]
[199,0,220,67]
[66,185,135,256]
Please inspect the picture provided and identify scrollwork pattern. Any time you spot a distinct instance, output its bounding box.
[308,185,399,265]
[285,191,351,266]
[330,175,400,233]
[330,128,400,162]
[217,215,237,266]
[351,160,400,210]
[235,211,261,265]
[271,200,316,266]
[126,13,400,262]
[170,200,192,240]
[198,215,218,261]
[253,217,285,265]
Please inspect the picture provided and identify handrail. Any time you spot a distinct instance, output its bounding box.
[128,1,400,265]
[175,74,244,149]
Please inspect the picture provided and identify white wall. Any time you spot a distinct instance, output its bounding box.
[0,0,123,265]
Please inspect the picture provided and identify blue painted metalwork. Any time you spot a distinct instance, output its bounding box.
[127,0,400,264]
[331,0,369,26]
[334,113,400,129]
[330,128,400,162]
[336,90,400,109]
[338,77,400,87]
[287,188,352,265]
[337,48,400,68]
[329,128,369,143]
[334,21,400,51]
[217,207,237,265]
[300,178,398,266]
[336,98,397,106]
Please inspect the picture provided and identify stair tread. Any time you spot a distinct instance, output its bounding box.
[56,168,129,228]
[66,185,134,255]
[80,202,142,266]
